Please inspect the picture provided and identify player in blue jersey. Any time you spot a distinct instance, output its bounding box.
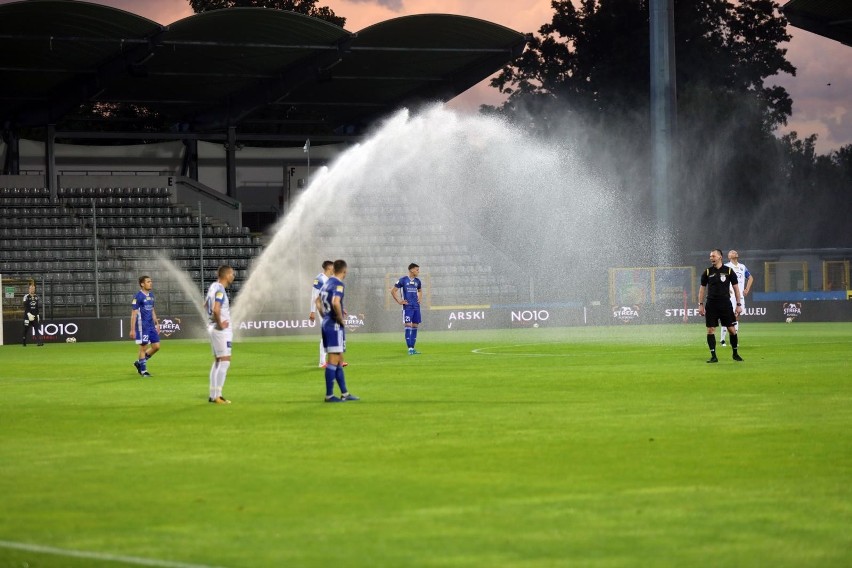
[130,275,160,377]
[205,265,235,404]
[316,259,359,402]
[309,260,334,368]
[390,263,423,355]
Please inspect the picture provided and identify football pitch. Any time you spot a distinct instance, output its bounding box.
[1,323,850,567]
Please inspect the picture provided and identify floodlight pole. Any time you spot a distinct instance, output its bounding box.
[650,0,676,239]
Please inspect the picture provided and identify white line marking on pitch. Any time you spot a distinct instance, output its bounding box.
[471,344,574,357]
[0,540,228,568]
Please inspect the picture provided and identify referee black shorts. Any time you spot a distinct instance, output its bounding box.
[705,298,736,328]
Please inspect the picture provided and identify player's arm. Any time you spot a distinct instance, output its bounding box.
[309,287,320,321]
[315,294,325,318]
[731,275,743,314]
[152,308,160,329]
[417,285,422,305]
[390,284,406,305]
[23,295,31,321]
[697,284,706,315]
[212,299,228,330]
[130,307,138,339]
[744,271,754,296]
[331,296,345,326]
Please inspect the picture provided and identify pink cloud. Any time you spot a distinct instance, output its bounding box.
[772,27,852,153]
[89,0,193,24]
[325,0,547,34]
[323,0,551,111]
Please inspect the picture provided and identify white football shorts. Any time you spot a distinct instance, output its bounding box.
[209,324,233,358]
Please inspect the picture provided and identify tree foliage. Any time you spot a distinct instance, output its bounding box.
[188,0,345,27]
[491,0,793,131]
[485,0,852,248]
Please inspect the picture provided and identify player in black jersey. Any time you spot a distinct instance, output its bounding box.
[698,249,743,363]
[22,282,44,347]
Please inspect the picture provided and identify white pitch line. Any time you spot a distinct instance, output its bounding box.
[0,540,228,568]
[471,343,574,357]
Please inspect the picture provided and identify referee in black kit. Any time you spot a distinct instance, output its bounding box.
[698,249,743,363]
[22,281,44,347]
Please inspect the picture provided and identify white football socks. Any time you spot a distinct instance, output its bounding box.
[319,339,327,366]
[209,361,219,399]
[216,361,231,397]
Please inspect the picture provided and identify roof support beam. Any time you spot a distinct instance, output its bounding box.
[1,127,20,175]
[181,138,199,181]
[226,126,236,199]
[46,124,57,201]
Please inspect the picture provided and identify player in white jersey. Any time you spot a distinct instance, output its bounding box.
[721,250,754,346]
[309,260,334,367]
[204,265,235,404]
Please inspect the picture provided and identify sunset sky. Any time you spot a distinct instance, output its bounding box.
[6,0,851,153]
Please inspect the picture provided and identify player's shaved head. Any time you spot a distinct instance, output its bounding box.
[408,263,419,271]
[333,259,347,274]
[217,265,233,278]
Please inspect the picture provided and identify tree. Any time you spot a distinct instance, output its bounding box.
[486,0,805,248]
[491,0,793,131]
[189,0,345,27]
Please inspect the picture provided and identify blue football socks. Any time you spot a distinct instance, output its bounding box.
[335,364,348,394]
[325,364,337,397]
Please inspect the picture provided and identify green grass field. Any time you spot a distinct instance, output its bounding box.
[1,323,850,567]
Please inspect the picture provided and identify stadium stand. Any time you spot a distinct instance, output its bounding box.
[309,202,524,308]
[0,185,261,318]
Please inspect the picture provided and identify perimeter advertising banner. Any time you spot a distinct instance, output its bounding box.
[2,315,201,344]
[650,300,852,324]
[234,311,369,337]
[3,301,850,344]
[440,305,586,331]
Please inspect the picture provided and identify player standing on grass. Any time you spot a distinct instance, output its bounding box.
[390,262,423,355]
[22,282,43,347]
[205,265,235,404]
[720,249,754,347]
[309,260,334,368]
[698,249,743,363]
[316,259,359,402]
[130,276,160,377]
